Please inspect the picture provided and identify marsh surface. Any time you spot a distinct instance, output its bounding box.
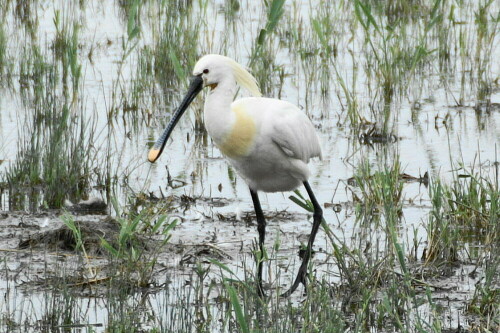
[0,0,498,332]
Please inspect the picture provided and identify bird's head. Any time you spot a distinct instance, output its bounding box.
[192,54,261,97]
[148,54,261,163]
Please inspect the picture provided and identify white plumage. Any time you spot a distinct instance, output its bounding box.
[195,55,322,192]
[149,54,324,297]
[224,97,321,192]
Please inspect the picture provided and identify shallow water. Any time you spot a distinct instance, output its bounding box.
[0,0,499,331]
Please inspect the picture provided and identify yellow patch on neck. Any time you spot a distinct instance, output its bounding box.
[218,104,256,158]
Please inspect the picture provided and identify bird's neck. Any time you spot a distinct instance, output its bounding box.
[203,79,237,144]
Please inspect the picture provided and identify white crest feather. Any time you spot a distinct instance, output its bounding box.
[227,59,262,97]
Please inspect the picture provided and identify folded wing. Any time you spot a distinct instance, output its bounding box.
[270,105,322,163]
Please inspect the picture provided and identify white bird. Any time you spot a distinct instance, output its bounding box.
[148,54,323,297]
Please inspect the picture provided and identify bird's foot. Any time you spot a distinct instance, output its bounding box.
[280,267,307,297]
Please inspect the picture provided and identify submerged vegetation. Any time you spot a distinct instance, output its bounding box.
[0,0,498,331]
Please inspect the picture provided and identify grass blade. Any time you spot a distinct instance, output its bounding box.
[226,283,250,333]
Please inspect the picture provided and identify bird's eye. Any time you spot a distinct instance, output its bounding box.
[203,69,209,74]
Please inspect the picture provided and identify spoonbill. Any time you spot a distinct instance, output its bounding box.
[148,54,323,297]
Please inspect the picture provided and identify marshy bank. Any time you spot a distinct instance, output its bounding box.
[0,0,498,331]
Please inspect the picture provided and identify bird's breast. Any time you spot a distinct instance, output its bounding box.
[217,103,256,158]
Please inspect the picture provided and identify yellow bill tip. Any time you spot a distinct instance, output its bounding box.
[148,149,160,163]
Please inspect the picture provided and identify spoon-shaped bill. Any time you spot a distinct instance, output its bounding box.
[148,75,204,163]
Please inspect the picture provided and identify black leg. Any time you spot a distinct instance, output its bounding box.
[250,188,266,297]
[281,181,323,297]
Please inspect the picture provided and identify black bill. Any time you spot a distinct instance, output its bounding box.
[148,75,204,163]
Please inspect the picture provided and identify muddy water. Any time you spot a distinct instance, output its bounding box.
[0,0,499,331]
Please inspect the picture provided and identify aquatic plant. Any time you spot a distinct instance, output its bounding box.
[353,0,437,134]
[100,198,178,287]
[0,0,498,331]
[0,20,9,80]
[248,0,286,96]
[5,95,96,209]
[352,158,404,228]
